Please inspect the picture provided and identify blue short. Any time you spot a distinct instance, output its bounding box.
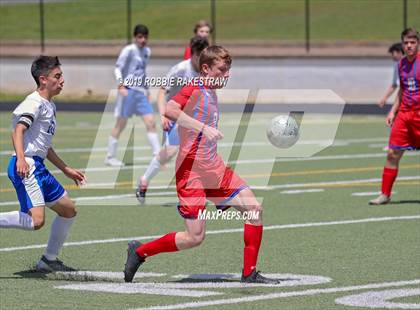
[8,156,66,213]
[164,122,180,146]
[121,89,154,118]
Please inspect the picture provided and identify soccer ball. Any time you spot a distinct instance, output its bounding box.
[266,115,300,148]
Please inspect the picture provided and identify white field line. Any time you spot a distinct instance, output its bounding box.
[280,189,324,194]
[1,176,419,207]
[55,274,331,294]
[368,143,388,148]
[230,151,418,165]
[0,215,419,253]
[2,151,417,178]
[130,279,420,310]
[335,288,420,309]
[255,175,420,191]
[0,137,389,156]
[58,285,224,298]
[0,191,177,207]
[351,191,396,197]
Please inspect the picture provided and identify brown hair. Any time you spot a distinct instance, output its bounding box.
[199,46,232,71]
[401,27,419,41]
[194,20,213,34]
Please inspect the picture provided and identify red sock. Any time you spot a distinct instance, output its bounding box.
[136,232,178,258]
[381,167,398,196]
[243,224,263,277]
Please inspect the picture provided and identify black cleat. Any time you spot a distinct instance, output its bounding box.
[36,255,77,273]
[124,240,145,282]
[135,179,148,205]
[135,187,146,205]
[241,269,281,284]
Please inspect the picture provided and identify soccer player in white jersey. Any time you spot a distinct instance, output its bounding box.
[0,56,86,272]
[136,36,209,204]
[105,24,160,166]
[378,43,404,107]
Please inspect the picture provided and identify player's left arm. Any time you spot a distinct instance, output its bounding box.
[47,147,86,185]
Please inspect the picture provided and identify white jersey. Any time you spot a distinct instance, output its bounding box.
[114,43,151,93]
[12,91,56,159]
[165,59,199,100]
[392,61,400,87]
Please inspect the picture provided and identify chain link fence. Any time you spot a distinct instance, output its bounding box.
[0,0,419,52]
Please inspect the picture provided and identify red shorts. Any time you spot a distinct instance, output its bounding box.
[389,110,420,150]
[175,156,248,219]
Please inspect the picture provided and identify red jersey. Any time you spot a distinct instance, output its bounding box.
[398,52,420,111]
[183,45,191,60]
[171,84,219,164]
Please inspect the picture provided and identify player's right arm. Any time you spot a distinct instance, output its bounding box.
[386,88,401,126]
[379,85,398,108]
[115,46,131,97]
[157,87,172,131]
[11,123,29,177]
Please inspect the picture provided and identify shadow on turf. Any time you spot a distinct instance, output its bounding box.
[12,269,49,280]
[173,274,238,283]
[389,200,420,205]
[171,274,297,283]
[12,269,115,282]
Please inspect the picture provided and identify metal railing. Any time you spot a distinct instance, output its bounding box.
[0,0,415,53]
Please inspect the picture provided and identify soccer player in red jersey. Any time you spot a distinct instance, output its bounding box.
[124,46,279,284]
[370,28,420,205]
[183,20,212,60]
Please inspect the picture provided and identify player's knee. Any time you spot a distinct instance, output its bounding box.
[55,201,78,218]
[160,152,171,164]
[61,206,77,218]
[117,123,126,132]
[188,233,205,247]
[146,122,156,131]
[248,203,263,223]
[249,203,263,214]
[32,217,45,230]
[167,147,178,158]
[386,151,401,164]
[116,119,127,132]
[387,151,395,160]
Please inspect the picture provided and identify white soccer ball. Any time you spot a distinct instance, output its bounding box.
[266,115,300,148]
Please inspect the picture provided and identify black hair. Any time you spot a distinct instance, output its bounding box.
[190,36,210,56]
[388,43,404,54]
[133,24,149,36]
[31,55,61,87]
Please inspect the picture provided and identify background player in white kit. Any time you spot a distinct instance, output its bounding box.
[378,43,404,107]
[0,56,85,272]
[105,24,160,167]
[136,36,209,204]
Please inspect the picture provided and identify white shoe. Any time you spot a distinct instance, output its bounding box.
[104,157,125,167]
[369,194,391,205]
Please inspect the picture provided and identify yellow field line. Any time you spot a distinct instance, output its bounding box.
[261,164,420,178]
[297,181,419,189]
[1,164,419,193]
[2,180,419,194]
